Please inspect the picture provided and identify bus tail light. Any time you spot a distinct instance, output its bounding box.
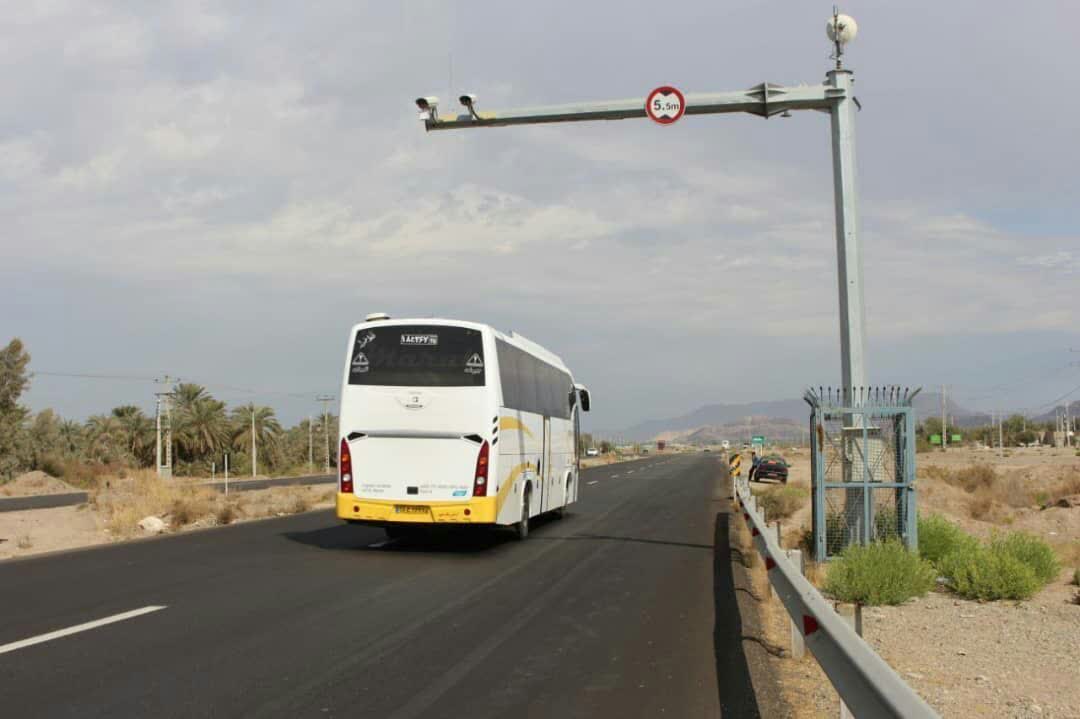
[340,438,353,494]
[473,440,490,497]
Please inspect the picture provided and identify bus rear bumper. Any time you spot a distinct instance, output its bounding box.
[336,494,500,524]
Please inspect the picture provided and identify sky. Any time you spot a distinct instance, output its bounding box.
[2,1,1078,432]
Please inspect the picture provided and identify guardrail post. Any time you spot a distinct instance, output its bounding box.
[836,602,863,719]
[786,549,806,660]
[766,521,778,599]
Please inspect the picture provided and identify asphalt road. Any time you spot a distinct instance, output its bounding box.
[0,491,89,513]
[0,454,765,718]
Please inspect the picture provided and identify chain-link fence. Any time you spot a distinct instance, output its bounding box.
[806,387,919,561]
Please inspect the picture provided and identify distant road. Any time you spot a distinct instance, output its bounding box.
[200,473,335,493]
[0,455,771,717]
[0,474,335,513]
[0,492,89,513]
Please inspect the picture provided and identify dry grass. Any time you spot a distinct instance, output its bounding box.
[95,472,336,538]
[216,503,238,525]
[920,463,1080,520]
[754,485,809,520]
[95,471,219,537]
[1042,470,1080,507]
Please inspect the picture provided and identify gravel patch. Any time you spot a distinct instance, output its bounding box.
[863,582,1080,718]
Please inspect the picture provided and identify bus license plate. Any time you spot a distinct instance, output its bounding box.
[395,505,428,514]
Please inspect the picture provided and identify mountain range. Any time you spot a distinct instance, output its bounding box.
[609,392,980,443]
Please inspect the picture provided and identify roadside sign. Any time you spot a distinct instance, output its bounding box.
[752,435,765,443]
[645,86,686,125]
[951,434,962,443]
[930,434,942,445]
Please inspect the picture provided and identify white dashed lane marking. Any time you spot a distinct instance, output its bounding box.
[0,606,167,656]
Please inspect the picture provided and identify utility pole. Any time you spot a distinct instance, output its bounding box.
[1068,403,1074,448]
[941,385,947,451]
[251,407,257,478]
[317,395,335,474]
[154,375,176,479]
[308,414,314,471]
[998,411,1004,457]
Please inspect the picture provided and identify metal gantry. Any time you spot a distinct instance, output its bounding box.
[418,12,868,402]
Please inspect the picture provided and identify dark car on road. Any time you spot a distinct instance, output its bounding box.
[752,454,789,483]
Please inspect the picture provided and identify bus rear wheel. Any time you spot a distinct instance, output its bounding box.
[513,491,530,540]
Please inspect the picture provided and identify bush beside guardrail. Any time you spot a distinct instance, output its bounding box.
[734,473,940,718]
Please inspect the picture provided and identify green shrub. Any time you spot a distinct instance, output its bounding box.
[918,514,978,566]
[757,486,808,520]
[992,532,1060,584]
[824,541,936,606]
[824,509,851,557]
[873,505,900,540]
[38,454,67,479]
[938,545,1040,600]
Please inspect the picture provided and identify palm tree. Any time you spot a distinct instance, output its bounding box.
[175,397,230,463]
[231,404,283,474]
[58,419,83,456]
[85,414,123,462]
[172,383,209,414]
[111,406,155,467]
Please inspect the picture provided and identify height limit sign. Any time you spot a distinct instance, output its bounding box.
[645,86,686,125]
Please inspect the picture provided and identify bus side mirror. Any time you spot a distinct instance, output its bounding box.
[575,384,591,412]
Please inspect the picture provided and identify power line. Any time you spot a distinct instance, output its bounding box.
[1034,380,1080,412]
[33,370,328,401]
[35,371,159,382]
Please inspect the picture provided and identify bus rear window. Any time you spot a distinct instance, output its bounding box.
[348,325,485,387]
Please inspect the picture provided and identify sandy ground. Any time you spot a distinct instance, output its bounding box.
[0,482,337,561]
[740,446,1080,719]
[0,504,106,560]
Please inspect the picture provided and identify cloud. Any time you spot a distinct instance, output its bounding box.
[1018,251,1078,274]
[2,1,1078,428]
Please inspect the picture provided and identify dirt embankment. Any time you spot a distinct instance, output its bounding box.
[749,447,1080,719]
[0,471,81,497]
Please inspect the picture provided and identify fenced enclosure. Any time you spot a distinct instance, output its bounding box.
[805,387,920,561]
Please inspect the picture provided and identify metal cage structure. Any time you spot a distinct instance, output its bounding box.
[805,386,920,561]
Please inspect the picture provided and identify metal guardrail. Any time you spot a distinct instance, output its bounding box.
[733,474,939,718]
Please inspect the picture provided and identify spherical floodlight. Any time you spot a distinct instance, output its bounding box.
[415,96,439,111]
[459,93,477,108]
[826,14,858,45]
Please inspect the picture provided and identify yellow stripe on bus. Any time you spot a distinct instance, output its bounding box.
[498,416,535,438]
[495,461,534,515]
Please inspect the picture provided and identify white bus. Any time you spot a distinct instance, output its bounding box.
[336,314,591,540]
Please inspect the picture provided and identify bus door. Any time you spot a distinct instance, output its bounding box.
[542,416,552,512]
